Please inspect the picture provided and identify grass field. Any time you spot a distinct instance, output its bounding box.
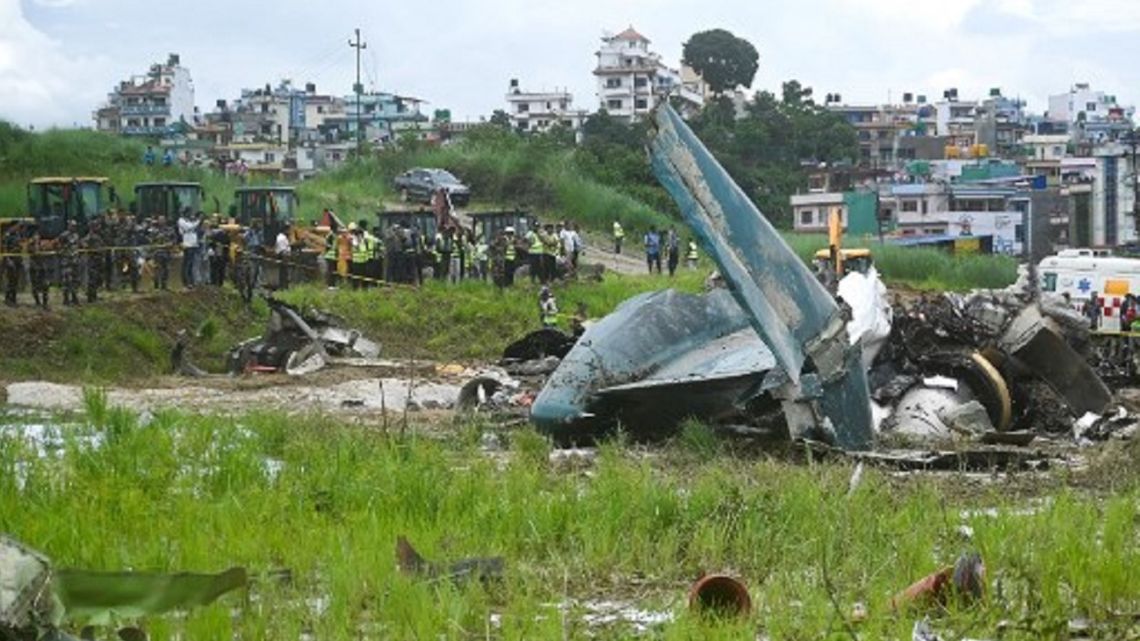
[2,402,1138,640]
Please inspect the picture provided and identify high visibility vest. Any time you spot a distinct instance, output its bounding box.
[613,222,624,239]
[351,235,369,264]
[475,242,488,261]
[543,233,559,256]
[505,243,516,261]
[527,231,543,254]
[686,241,699,261]
[542,301,558,326]
[364,232,379,259]
[324,233,337,260]
[432,233,443,261]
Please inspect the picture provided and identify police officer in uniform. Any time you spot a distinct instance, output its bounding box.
[58,220,81,306]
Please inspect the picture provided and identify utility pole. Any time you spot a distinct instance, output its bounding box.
[348,28,367,157]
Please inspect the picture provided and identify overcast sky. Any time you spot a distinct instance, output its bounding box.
[4,0,1140,129]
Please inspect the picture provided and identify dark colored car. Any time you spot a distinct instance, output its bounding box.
[393,168,471,206]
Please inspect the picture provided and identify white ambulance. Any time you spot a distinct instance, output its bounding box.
[1038,249,1140,331]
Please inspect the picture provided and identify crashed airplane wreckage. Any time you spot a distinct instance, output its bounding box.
[530,104,1113,449]
[533,105,875,449]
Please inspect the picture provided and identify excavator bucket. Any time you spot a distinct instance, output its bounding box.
[647,105,874,449]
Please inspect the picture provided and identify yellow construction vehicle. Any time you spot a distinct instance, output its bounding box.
[812,209,873,277]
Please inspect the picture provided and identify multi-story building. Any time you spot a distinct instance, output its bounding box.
[206,81,348,146]
[1092,142,1139,246]
[1022,134,1071,186]
[828,99,950,168]
[337,92,428,145]
[593,26,703,122]
[94,54,195,136]
[1048,83,1130,124]
[975,90,1029,158]
[934,98,979,148]
[504,79,588,133]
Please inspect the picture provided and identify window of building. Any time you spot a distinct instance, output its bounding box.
[153,118,165,127]
[559,100,567,110]
[921,200,928,214]
[261,104,269,113]
[546,101,552,110]
[607,99,623,110]
[517,103,529,113]
[606,77,622,88]
[1053,146,1063,156]
[799,209,815,226]
[265,152,275,163]
[1087,102,1097,112]
[518,121,529,131]
[635,98,648,109]
[127,119,140,127]
[1015,224,1025,242]
[317,106,324,114]
[634,77,647,88]
[901,200,918,213]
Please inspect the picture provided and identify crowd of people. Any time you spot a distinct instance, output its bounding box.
[314,210,587,291]
[2,204,701,320]
[0,208,294,309]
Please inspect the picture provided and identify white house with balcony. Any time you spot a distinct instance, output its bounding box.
[95,54,195,136]
[505,79,588,132]
[593,26,703,122]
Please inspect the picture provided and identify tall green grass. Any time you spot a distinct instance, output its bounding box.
[1,407,1137,639]
[783,233,1019,291]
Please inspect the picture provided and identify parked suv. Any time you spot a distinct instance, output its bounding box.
[393,168,471,206]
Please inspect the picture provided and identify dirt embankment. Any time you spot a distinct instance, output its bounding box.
[0,288,258,385]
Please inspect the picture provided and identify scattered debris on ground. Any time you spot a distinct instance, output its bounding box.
[0,535,246,641]
[225,297,381,375]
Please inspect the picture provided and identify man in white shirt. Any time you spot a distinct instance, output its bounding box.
[177,208,199,289]
[274,227,292,290]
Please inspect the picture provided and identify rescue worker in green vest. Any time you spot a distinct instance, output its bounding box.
[541,223,559,284]
[612,220,625,254]
[367,225,383,284]
[685,238,699,270]
[539,285,558,328]
[434,226,454,281]
[525,222,543,284]
[324,225,339,288]
[359,220,379,288]
[350,222,369,290]
[503,226,518,287]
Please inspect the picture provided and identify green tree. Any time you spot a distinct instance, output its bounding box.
[682,29,759,95]
[488,109,511,129]
[686,81,857,228]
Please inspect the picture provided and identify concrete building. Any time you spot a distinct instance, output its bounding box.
[975,90,1029,158]
[934,98,980,148]
[1022,134,1071,186]
[339,92,428,145]
[95,54,195,136]
[1048,83,1131,125]
[504,79,588,132]
[1092,142,1139,246]
[791,192,847,232]
[593,26,703,122]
